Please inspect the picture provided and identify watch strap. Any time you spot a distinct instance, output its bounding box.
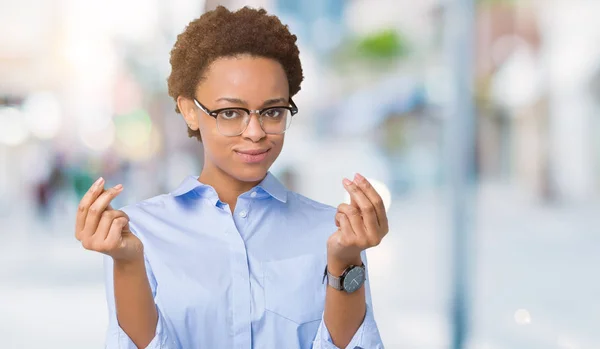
[327,272,342,290]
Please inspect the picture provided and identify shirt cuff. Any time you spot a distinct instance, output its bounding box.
[312,304,384,349]
[109,308,174,349]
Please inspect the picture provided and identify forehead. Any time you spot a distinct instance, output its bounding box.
[197,55,289,99]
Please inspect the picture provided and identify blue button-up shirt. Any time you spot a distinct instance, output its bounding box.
[104,172,384,349]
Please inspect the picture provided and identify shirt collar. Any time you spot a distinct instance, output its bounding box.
[256,171,288,203]
[170,171,287,203]
[170,175,207,197]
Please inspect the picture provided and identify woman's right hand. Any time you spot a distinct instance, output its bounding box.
[75,177,143,263]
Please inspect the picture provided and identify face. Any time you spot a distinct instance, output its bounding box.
[178,55,290,183]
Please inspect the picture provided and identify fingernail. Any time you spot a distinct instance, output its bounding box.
[355,173,364,182]
[343,178,352,186]
[114,184,123,191]
[93,177,104,189]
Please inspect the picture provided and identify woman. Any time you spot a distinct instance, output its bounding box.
[75,6,388,349]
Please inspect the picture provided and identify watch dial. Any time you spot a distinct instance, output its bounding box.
[343,267,365,293]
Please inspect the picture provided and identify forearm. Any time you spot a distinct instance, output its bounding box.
[113,256,158,349]
[323,255,366,349]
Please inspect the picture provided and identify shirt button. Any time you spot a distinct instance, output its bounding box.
[250,191,257,198]
[239,210,248,218]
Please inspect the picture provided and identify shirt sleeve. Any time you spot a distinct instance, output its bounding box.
[312,252,384,349]
[103,254,175,349]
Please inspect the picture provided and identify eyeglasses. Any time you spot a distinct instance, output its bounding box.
[193,98,298,137]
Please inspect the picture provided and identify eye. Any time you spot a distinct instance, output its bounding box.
[219,109,242,120]
[263,108,285,118]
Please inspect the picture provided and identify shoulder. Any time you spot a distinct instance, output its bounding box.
[287,191,337,215]
[117,193,180,240]
[119,193,171,218]
[284,191,338,232]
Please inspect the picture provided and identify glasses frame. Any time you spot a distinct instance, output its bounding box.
[193,98,298,136]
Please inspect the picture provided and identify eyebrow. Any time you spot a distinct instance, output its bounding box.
[262,98,288,107]
[215,97,288,108]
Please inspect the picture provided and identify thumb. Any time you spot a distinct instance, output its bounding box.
[328,227,343,246]
[334,212,344,228]
[122,220,132,234]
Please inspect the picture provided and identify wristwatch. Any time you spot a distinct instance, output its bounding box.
[322,262,366,294]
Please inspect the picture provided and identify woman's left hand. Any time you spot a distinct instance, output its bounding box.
[327,173,389,268]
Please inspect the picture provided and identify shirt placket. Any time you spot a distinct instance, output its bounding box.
[229,199,253,349]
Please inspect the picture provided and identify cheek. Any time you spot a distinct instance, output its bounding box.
[199,125,231,158]
[268,136,285,157]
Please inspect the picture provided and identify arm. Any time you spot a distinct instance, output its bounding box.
[314,252,383,349]
[315,174,388,349]
[104,253,173,349]
[113,256,158,348]
[323,254,366,347]
[75,180,173,348]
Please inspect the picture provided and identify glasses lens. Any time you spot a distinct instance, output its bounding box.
[215,108,293,136]
[216,109,249,136]
[260,108,291,134]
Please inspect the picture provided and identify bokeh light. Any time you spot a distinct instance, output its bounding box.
[22,92,63,140]
[114,109,160,161]
[80,119,116,152]
[514,309,532,325]
[0,107,29,146]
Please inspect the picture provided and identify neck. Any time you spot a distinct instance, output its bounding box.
[198,164,264,212]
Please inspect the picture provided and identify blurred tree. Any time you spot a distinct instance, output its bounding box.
[355,29,408,60]
[330,28,411,73]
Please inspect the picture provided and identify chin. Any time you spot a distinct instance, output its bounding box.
[228,165,270,183]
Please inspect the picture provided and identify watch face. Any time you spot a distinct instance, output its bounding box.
[342,266,365,293]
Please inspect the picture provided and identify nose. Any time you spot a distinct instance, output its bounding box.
[241,113,266,142]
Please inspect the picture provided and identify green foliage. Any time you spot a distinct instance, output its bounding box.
[329,28,410,72]
[354,29,409,60]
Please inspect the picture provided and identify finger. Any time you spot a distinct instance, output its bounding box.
[104,217,129,252]
[354,173,389,232]
[347,183,359,209]
[94,210,129,243]
[337,203,365,236]
[105,190,116,211]
[75,177,105,239]
[338,213,359,247]
[335,212,341,228]
[99,188,116,211]
[83,184,124,236]
[343,178,379,233]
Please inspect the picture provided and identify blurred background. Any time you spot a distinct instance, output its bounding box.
[1,0,599,348]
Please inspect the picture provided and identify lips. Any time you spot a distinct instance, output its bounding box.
[235,149,270,155]
[234,148,271,163]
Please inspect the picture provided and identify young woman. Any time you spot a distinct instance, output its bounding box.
[75,6,388,349]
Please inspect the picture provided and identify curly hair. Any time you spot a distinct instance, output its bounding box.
[167,6,304,141]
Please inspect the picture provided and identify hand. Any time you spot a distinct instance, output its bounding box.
[75,177,143,263]
[327,173,389,268]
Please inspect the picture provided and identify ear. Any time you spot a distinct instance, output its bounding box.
[177,96,199,130]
